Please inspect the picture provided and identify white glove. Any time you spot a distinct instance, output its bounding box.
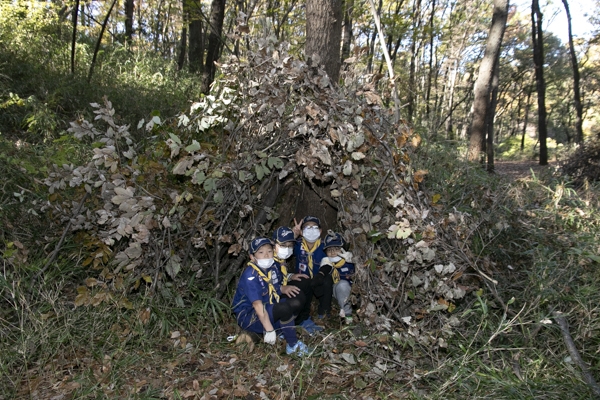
[263,330,277,345]
[340,251,353,263]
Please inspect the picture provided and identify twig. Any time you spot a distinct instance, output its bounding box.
[32,192,90,284]
[307,178,338,210]
[182,189,214,268]
[368,169,391,210]
[553,311,600,397]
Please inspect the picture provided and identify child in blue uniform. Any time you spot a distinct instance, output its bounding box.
[232,237,311,356]
[319,231,356,324]
[292,216,331,326]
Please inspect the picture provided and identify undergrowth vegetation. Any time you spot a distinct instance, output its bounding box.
[1,3,600,398]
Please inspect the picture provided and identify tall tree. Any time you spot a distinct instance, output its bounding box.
[486,58,500,172]
[561,0,584,144]
[468,0,509,161]
[531,0,548,165]
[306,0,343,84]
[188,0,204,74]
[71,0,80,74]
[341,0,354,62]
[124,0,134,44]
[406,0,422,123]
[88,0,118,82]
[202,0,226,93]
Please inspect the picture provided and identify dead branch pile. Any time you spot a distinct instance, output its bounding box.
[41,39,468,348]
[559,138,600,187]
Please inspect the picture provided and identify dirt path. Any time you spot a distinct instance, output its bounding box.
[494,160,557,180]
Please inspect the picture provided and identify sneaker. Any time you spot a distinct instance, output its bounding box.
[286,341,313,357]
[299,318,323,334]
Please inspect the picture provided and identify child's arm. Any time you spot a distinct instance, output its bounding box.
[252,300,276,344]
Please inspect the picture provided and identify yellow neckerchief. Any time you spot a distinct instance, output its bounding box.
[274,256,288,285]
[301,238,321,278]
[248,262,280,304]
[331,258,346,284]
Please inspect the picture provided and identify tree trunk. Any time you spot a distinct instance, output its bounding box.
[532,0,548,165]
[341,0,354,62]
[177,26,187,71]
[188,0,204,74]
[521,88,531,151]
[425,0,436,120]
[71,0,80,74]
[306,0,343,84]
[486,58,500,173]
[407,0,422,124]
[87,0,118,83]
[561,0,584,144]
[202,0,226,94]
[124,0,134,44]
[468,0,509,161]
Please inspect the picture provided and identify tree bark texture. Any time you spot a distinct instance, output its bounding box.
[341,0,354,63]
[87,0,118,83]
[71,0,80,74]
[124,0,134,44]
[202,0,226,94]
[562,0,584,144]
[407,0,422,124]
[531,0,548,165]
[306,0,343,84]
[177,26,187,71]
[486,58,500,173]
[188,0,204,74]
[425,0,436,119]
[521,88,531,151]
[468,0,508,161]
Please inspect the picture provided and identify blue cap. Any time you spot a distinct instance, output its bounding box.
[323,231,344,249]
[302,215,321,228]
[249,237,273,254]
[272,226,295,243]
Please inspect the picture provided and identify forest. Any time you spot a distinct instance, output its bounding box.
[1,0,599,398]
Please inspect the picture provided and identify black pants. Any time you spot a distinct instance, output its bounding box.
[314,274,334,316]
[286,275,334,322]
[273,291,306,322]
[286,277,312,324]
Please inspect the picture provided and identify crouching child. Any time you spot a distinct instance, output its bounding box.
[317,231,355,324]
[231,237,312,356]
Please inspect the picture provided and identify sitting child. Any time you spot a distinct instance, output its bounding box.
[231,237,312,356]
[316,231,355,324]
[292,216,329,331]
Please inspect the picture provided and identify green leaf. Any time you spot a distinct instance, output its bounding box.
[267,156,284,169]
[238,170,250,182]
[255,164,264,180]
[203,177,216,192]
[255,151,267,158]
[168,133,182,145]
[193,170,206,185]
[214,190,224,204]
[185,140,201,153]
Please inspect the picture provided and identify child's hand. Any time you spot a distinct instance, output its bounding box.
[290,273,310,281]
[263,330,277,345]
[292,218,302,238]
[340,251,353,263]
[281,285,301,297]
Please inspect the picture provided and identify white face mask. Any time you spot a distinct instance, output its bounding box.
[276,246,293,260]
[255,258,274,270]
[330,256,342,263]
[302,227,321,242]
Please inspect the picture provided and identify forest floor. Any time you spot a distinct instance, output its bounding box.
[494,159,558,180]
